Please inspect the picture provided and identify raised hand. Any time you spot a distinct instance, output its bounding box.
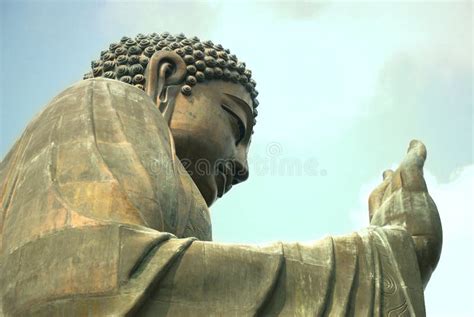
[368,140,442,287]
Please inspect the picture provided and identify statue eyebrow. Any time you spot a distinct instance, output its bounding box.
[224,93,252,113]
[223,93,253,128]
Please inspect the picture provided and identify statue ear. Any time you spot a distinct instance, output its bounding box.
[144,51,187,122]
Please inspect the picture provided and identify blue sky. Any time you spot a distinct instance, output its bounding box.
[1,1,472,315]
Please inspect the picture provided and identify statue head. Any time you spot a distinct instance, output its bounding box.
[84,32,259,206]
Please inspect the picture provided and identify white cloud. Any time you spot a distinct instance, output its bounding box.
[424,165,474,316]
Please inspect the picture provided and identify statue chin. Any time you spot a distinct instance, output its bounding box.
[194,177,217,206]
[187,170,220,207]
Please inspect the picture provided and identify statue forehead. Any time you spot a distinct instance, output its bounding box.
[191,80,253,110]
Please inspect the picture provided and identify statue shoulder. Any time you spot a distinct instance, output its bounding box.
[1,78,210,246]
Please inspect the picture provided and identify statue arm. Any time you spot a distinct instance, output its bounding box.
[368,140,442,288]
[131,225,425,316]
[3,222,423,316]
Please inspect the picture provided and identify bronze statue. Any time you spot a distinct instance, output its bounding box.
[0,32,442,316]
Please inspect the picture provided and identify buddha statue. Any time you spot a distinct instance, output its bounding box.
[0,32,442,316]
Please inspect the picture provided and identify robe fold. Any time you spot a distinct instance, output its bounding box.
[0,79,425,316]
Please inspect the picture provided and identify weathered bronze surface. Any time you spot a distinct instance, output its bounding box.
[0,33,442,316]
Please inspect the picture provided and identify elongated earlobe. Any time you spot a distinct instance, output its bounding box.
[145,51,187,123]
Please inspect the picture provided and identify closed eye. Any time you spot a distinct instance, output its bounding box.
[221,104,246,144]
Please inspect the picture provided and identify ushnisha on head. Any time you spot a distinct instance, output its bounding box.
[83,32,259,125]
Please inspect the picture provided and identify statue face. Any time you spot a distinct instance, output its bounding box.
[169,81,253,206]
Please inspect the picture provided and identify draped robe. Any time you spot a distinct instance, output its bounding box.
[0,79,426,316]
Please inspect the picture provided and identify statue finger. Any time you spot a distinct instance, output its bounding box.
[400,140,428,192]
[368,171,392,220]
[383,169,394,180]
[403,140,427,169]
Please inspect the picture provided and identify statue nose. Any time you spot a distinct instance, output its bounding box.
[232,159,249,184]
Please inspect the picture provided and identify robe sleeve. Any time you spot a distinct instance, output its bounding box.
[2,224,425,316]
[133,226,426,316]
